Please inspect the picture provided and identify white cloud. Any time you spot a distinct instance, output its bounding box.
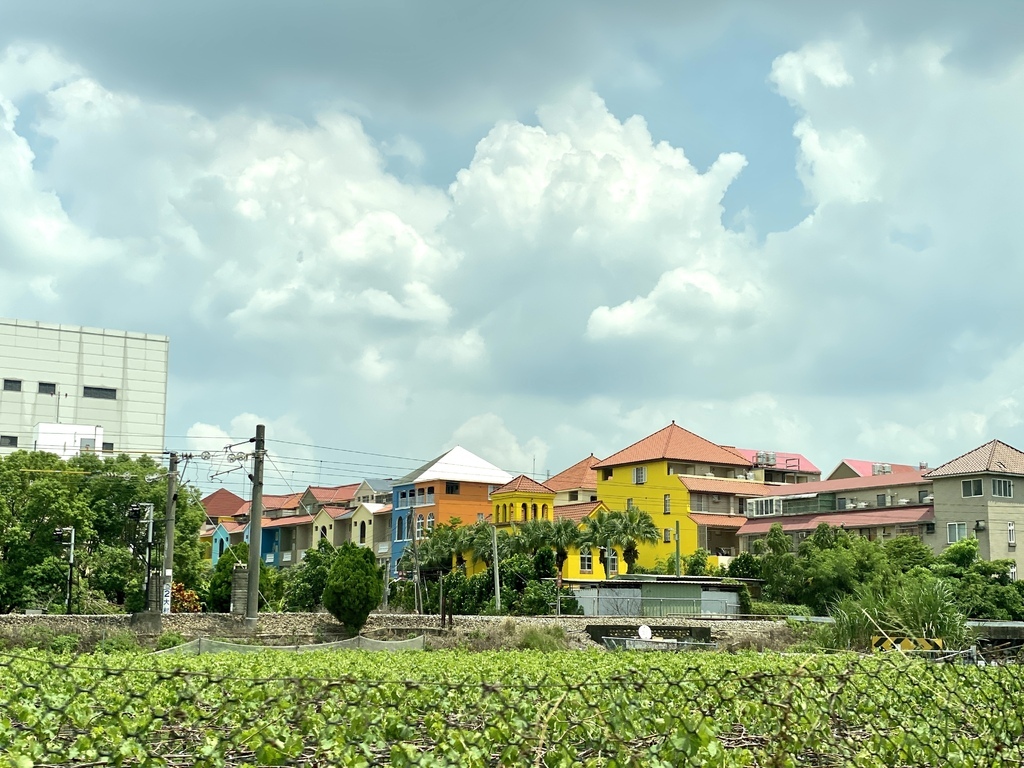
[771,42,854,99]
[449,414,548,477]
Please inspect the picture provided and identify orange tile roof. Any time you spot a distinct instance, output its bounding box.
[201,488,246,519]
[689,513,746,529]
[926,440,1024,477]
[552,500,604,524]
[221,520,247,534]
[545,454,600,492]
[373,504,393,515]
[739,506,933,536]
[594,423,750,469]
[679,476,772,497]
[262,492,303,511]
[492,474,554,495]
[308,484,360,504]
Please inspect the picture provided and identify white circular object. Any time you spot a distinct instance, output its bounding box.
[638,625,652,641]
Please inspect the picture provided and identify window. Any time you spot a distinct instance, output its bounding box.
[690,494,708,512]
[994,479,1014,498]
[947,522,968,544]
[633,466,647,485]
[663,494,671,515]
[3,379,21,392]
[1010,521,1016,546]
[626,498,633,509]
[446,481,460,495]
[38,382,56,395]
[0,436,17,448]
[607,549,619,575]
[399,491,407,508]
[83,386,116,400]
[663,528,672,543]
[319,525,328,540]
[837,498,848,511]
[876,494,887,507]
[1012,564,1018,582]
[426,486,435,504]
[521,503,528,520]
[531,504,538,520]
[102,442,114,453]
[919,489,930,503]
[568,491,579,502]
[748,498,778,517]
[427,512,435,531]
[542,504,548,520]
[476,512,484,522]
[417,488,426,505]
[359,521,366,543]
[396,517,404,541]
[668,463,695,475]
[601,468,613,481]
[416,514,424,538]
[580,548,593,573]
[962,478,983,498]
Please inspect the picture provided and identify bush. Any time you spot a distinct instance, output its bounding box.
[516,625,567,651]
[17,625,55,650]
[751,600,812,617]
[95,630,141,653]
[156,631,188,650]
[171,582,202,613]
[49,633,81,655]
[322,542,383,633]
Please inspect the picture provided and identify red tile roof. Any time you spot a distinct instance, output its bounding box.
[492,474,554,495]
[926,440,1024,477]
[201,488,246,519]
[594,423,750,469]
[321,506,356,521]
[221,520,247,534]
[679,476,772,497]
[832,460,920,478]
[689,513,746,529]
[552,501,605,524]
[308,484,359,504]
[262,514,314,529]
[373,504,393,515]
[762,472,928,496]
[739,506,934,536]
[731,448,820,474]
[545,454,600,492]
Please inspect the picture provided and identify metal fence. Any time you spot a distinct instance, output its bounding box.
[1,649,1022,766]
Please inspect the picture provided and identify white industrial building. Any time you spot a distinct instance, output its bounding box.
[0,318,169,458]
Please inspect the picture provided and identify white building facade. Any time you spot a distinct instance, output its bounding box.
[0,318,168,458]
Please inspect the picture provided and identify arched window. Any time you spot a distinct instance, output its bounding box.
[521,503,528,521]
[531,503,538,520]
[416,514,424,538]
[542,504,548,520]
[495,504,500,518]
[427,512,435,531]
[406,514,412,539]
[319,525,328,541]
[359,521,366,543]
[217,539,225,557]
[396,517,404,541]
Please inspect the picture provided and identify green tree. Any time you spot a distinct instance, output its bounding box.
[885,534,936,573]
[685,548,710,576]
[578,509,618,575]
[322,542,383,633]
[282,542,339,611]
[726,551,762,580]
[206,542,277,612]
[548,519,581,583]
[752,523,799,603]
[609,506,660,573]
[510,519,552,557]
[793,526,892,615]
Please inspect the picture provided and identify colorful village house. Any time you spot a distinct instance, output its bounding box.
[544,454,600,505]
[390,446,513,575]
[490,475,556,528]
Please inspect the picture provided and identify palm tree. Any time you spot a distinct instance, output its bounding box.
[467,522,511,567]
[548,519,581,587]
[578,509,618,576]
[611,506,660,573]
[510,519,552,556]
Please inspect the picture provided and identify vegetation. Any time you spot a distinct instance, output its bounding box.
[206,542,282,612]
[322,542,383,633]
[281,542,339,611]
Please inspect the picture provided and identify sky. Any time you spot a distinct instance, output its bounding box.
[2,1,1024,496]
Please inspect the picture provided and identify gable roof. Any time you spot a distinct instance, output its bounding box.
[262,514,314,529]
[545,454,600,492]
[552,500,605,524]
[926,440,1024,478]
[201,488,246,519]
[731,449,820,474]
[234,492,303,517]
[762,471,928,496]
[492,474,554,496]
[398,445,514,486]
[594,423,750,469]
[360,478,395,493]
[308,483,360,504]
[829,459,920,479]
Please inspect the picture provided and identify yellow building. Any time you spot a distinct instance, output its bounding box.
[591,422,768,571]
[490,475,556,528]
[553,500,616,580]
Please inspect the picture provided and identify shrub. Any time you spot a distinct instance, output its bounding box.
[156,631,188,650]
[95,630,141,653]
[322,542,383,633]
[516,625,567,651]
[751,600,812,617]
[171,583,202,613]
[49,633,81,654]
[18,625,55,650]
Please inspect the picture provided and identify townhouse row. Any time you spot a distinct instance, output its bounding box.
[201,422,1024,582]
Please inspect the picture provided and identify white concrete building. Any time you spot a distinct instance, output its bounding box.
[0,318,168,458]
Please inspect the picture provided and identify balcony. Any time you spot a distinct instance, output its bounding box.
[281,551,292,563]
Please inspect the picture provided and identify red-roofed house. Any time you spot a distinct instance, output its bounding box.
[827,459,923,481]
[730,448,821,484]
[546,455,600,506]
[490,475,556,528]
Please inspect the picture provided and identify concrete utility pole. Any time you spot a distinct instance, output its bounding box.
[162,453,178,614]
[245,425,265,628]
[675,520,681,577]
[66,527,75,615]
[491,525,501,612]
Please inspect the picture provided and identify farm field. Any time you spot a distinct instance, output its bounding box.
[0,649,1022,766]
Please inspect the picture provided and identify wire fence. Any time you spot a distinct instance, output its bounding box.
[0,648,1022,766]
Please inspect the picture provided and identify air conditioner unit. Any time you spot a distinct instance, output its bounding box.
[897,499,909,506]
[857,502,868,509]
[924,495,934,503]
[711,495,720,503]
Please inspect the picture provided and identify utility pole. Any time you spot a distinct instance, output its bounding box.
[675,520,681,577]
[491,525,501,612]
[66,527,75,615]
[162,453,178,614]
[245,425,265,628]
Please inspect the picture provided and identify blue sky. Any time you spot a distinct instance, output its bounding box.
[2,2,1024,495]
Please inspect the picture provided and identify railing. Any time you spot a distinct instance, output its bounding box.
[281,551,292,563]
[574,594,739,618]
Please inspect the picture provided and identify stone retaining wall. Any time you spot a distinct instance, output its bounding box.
[0,611,791,650]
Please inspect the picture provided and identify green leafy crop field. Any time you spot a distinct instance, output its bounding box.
[0,649,1021,766]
